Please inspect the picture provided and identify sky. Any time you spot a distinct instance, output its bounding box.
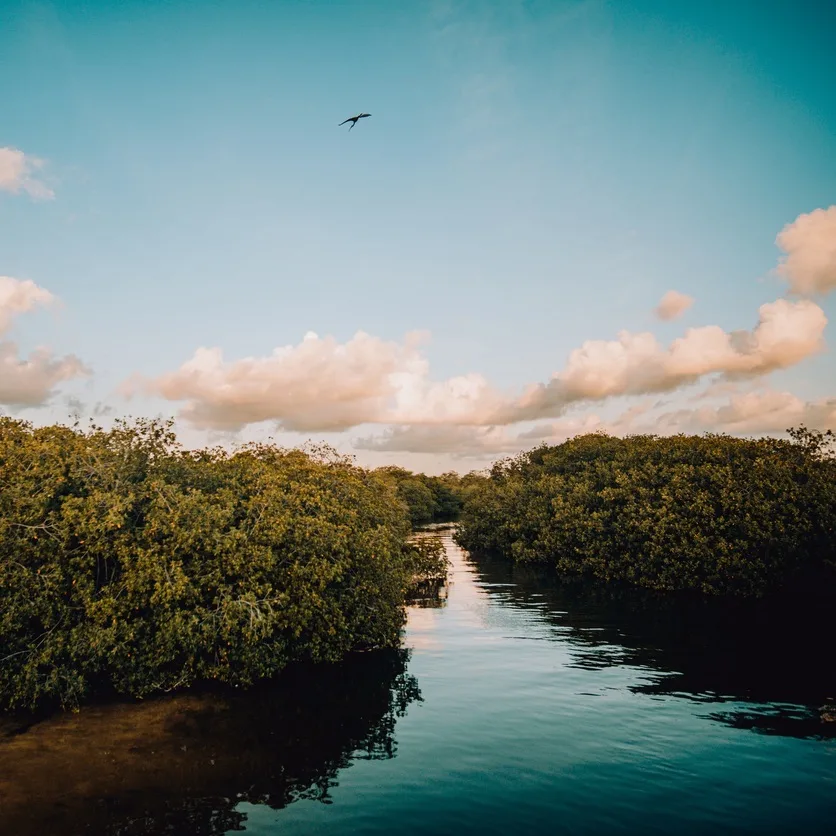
[1,0,835,474]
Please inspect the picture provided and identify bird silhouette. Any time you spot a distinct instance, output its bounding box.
[339,113,371,131]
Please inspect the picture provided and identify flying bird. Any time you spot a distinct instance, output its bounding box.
[339,113,371,131]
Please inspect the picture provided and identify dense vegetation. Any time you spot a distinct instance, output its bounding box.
[6,412,832,713]
[0,418,446,713]
[455,428,836,597]
[374,466,477,526]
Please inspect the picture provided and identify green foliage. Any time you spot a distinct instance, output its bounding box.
[375,467,466,526]
[454,428,836,597]
[0,418,431,713]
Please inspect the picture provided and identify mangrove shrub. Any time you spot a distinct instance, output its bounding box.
[375,467,466,526]
[454,429,836,597]
[0,418,437,712]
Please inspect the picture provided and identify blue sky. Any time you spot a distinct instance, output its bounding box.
[1,0,835,472]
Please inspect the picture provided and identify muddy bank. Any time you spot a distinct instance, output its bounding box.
[0,649,419,835]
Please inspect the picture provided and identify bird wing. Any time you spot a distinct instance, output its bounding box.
[338,118,353,125]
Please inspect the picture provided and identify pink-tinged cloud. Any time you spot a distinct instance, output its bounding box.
[354,424,522,457]
[518,403,653,441]
[136,201,833,437]
[538,391,836,440]
[776,205,836,296]
[498,298,827,423]
[138,293,827,434]
[654,390,836,435]
[654,290,694,321]
[362,390,836,458]
[514,391,836,454]
[126,330,505,433]
[354,402,664,458]
[0,277,89,407]
[0,344,89,408]
[0,276,55,333]
[0,147,54,200]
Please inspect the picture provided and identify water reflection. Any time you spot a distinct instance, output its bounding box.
[0,649,420,836]
[467,552,836,740]
[406,523,452,610]
[405,579,449,609]
[3,533,834,836]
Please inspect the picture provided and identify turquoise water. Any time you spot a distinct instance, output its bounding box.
[2,526,834,834]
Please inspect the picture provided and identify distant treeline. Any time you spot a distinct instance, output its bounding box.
[0,417,447,713]
[373,466,484,526]
[454,428,836,598]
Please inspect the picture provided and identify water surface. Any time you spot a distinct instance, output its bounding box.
[2,526,834,834]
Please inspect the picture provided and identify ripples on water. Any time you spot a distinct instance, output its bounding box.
[2,526,834,834]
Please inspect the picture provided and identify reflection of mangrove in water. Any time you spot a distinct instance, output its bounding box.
[0,648,421,836]
[467,553,836,741]
[406,523,453,610]
[405,578,449,609]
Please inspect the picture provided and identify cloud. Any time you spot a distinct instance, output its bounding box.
[0,147,54,200]
[0,276,55,333]
[0,276,89,407]
[533,391,836,440]
[514,390,836,452]
[519,402,653,441]
[136,204,834,437]
[127,330,505,433]
[686,380,746,403]
[0,345,88,407]
[654,290,694,321]
[776,205,836,296]
[654,390,836,435]
[360,386,836,457]
[354,402,663,458]
[499,298,827,423]
[62,396,115,419]
[65,395,86,415]
[139,292,827,435]
[354,424,521,458]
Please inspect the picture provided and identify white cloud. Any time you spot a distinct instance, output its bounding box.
[776,205,836,296]
[654,289,694,321]
[499,298,827,422]
[0,276,88,407]
[0,147,54,200]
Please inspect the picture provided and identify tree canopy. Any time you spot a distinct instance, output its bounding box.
[374,467,467,526]
[454,428,836,597]
[0,417,444,712]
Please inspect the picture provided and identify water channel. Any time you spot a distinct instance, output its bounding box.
[2,525,834,834]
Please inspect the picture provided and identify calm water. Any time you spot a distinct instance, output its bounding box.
[2,526,835,834]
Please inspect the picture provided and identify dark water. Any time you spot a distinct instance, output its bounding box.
[2,526,835,834]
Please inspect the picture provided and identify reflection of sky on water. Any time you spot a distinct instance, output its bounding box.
[405,606,443,651]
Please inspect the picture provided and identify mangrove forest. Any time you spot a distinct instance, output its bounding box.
[0,417,447,713]
[455,427,836,597]
[2,416,835,717]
